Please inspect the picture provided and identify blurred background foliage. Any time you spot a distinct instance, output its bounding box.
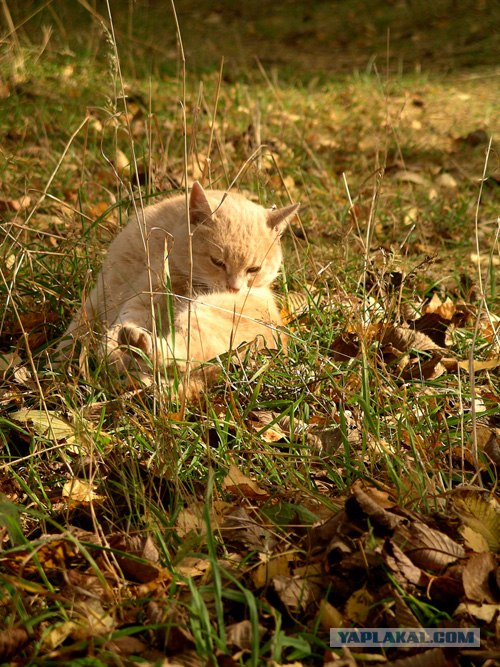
[5,0,500,79]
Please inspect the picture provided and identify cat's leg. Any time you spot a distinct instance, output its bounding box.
[107,286,181,364]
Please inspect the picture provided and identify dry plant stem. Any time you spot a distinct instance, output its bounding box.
[456,368,467,485]
[342,172,364,246]
[255,57,327,183]
[105,1,162,411]
[1,0,53,41]
[469,136,494,479]
[170,0,192,415]
[24,116,90,229]
[202,58,225,186]
[201,94,230,186]
[1,0,21,53]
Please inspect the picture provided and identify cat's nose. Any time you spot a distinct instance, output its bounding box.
[227,286,240,294]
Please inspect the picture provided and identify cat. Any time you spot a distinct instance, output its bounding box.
[55,182,298,393]
[109,286,286,399]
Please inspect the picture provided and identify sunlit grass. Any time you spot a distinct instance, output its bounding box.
[0,3,499,661]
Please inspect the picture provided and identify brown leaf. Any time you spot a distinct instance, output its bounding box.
[226,619,265,650]
[107,534,162,583]
[221,507,276,552]
[0,627,30,661]
[425,568,465,606]
[272,575,318,614]
[222,464,269,499]
[381,538,429,587]
[385,647,455,667]
[463,552,499,604]
[457,357,500,372]
[394,521,465,570]
[381,325,442,353]
[347,483,405,533]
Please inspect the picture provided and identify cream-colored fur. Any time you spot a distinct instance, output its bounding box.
[55,183,298,396]
[109,287,285,398]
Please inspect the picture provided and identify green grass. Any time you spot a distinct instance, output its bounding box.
[1,1,499,665]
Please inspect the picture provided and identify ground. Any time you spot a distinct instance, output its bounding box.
[0,1,499,665]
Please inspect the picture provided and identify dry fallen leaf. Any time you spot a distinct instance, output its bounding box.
[0,627,30,661]
[394,521,465,570]
[62,478,104,504]
[463,552,499,604]
[222,464,269,499]
[452,490,500,552]
[457,358,500,372]
[107,534,163,583]
[345,588,374,624]
[10,408,78,443]
[226,619,266,650]
[252,553,293,588]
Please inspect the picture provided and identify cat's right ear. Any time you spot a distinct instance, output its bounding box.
[189,181,213,226]
[267,202,300,235]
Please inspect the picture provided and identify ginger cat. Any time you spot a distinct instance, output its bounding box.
[111,287,285,398]
[56,182,298,394]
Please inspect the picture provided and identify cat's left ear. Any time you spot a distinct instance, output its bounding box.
[267,202,300,235]
[189,181,213,226]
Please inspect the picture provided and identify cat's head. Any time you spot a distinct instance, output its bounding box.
[189,181,299,293]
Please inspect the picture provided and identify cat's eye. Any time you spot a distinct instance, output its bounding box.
[247,266,260,274]
[210,257,226,269]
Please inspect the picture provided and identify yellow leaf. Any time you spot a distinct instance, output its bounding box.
[457,358,500,372]
[318,600,344,631]
[453,491,500,552]
[62,479,103,504]
[345,588,374,624]
[10,408,77,442]
[459,525,490,553]
[252,553,293,589]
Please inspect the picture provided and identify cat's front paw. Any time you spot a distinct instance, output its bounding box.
[117,325,153,357]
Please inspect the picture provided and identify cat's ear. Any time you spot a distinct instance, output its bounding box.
[267,202,300,235]
[189,181,213,225]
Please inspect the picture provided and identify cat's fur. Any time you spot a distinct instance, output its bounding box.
[110,287,285,398]
[56,183,298,395]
